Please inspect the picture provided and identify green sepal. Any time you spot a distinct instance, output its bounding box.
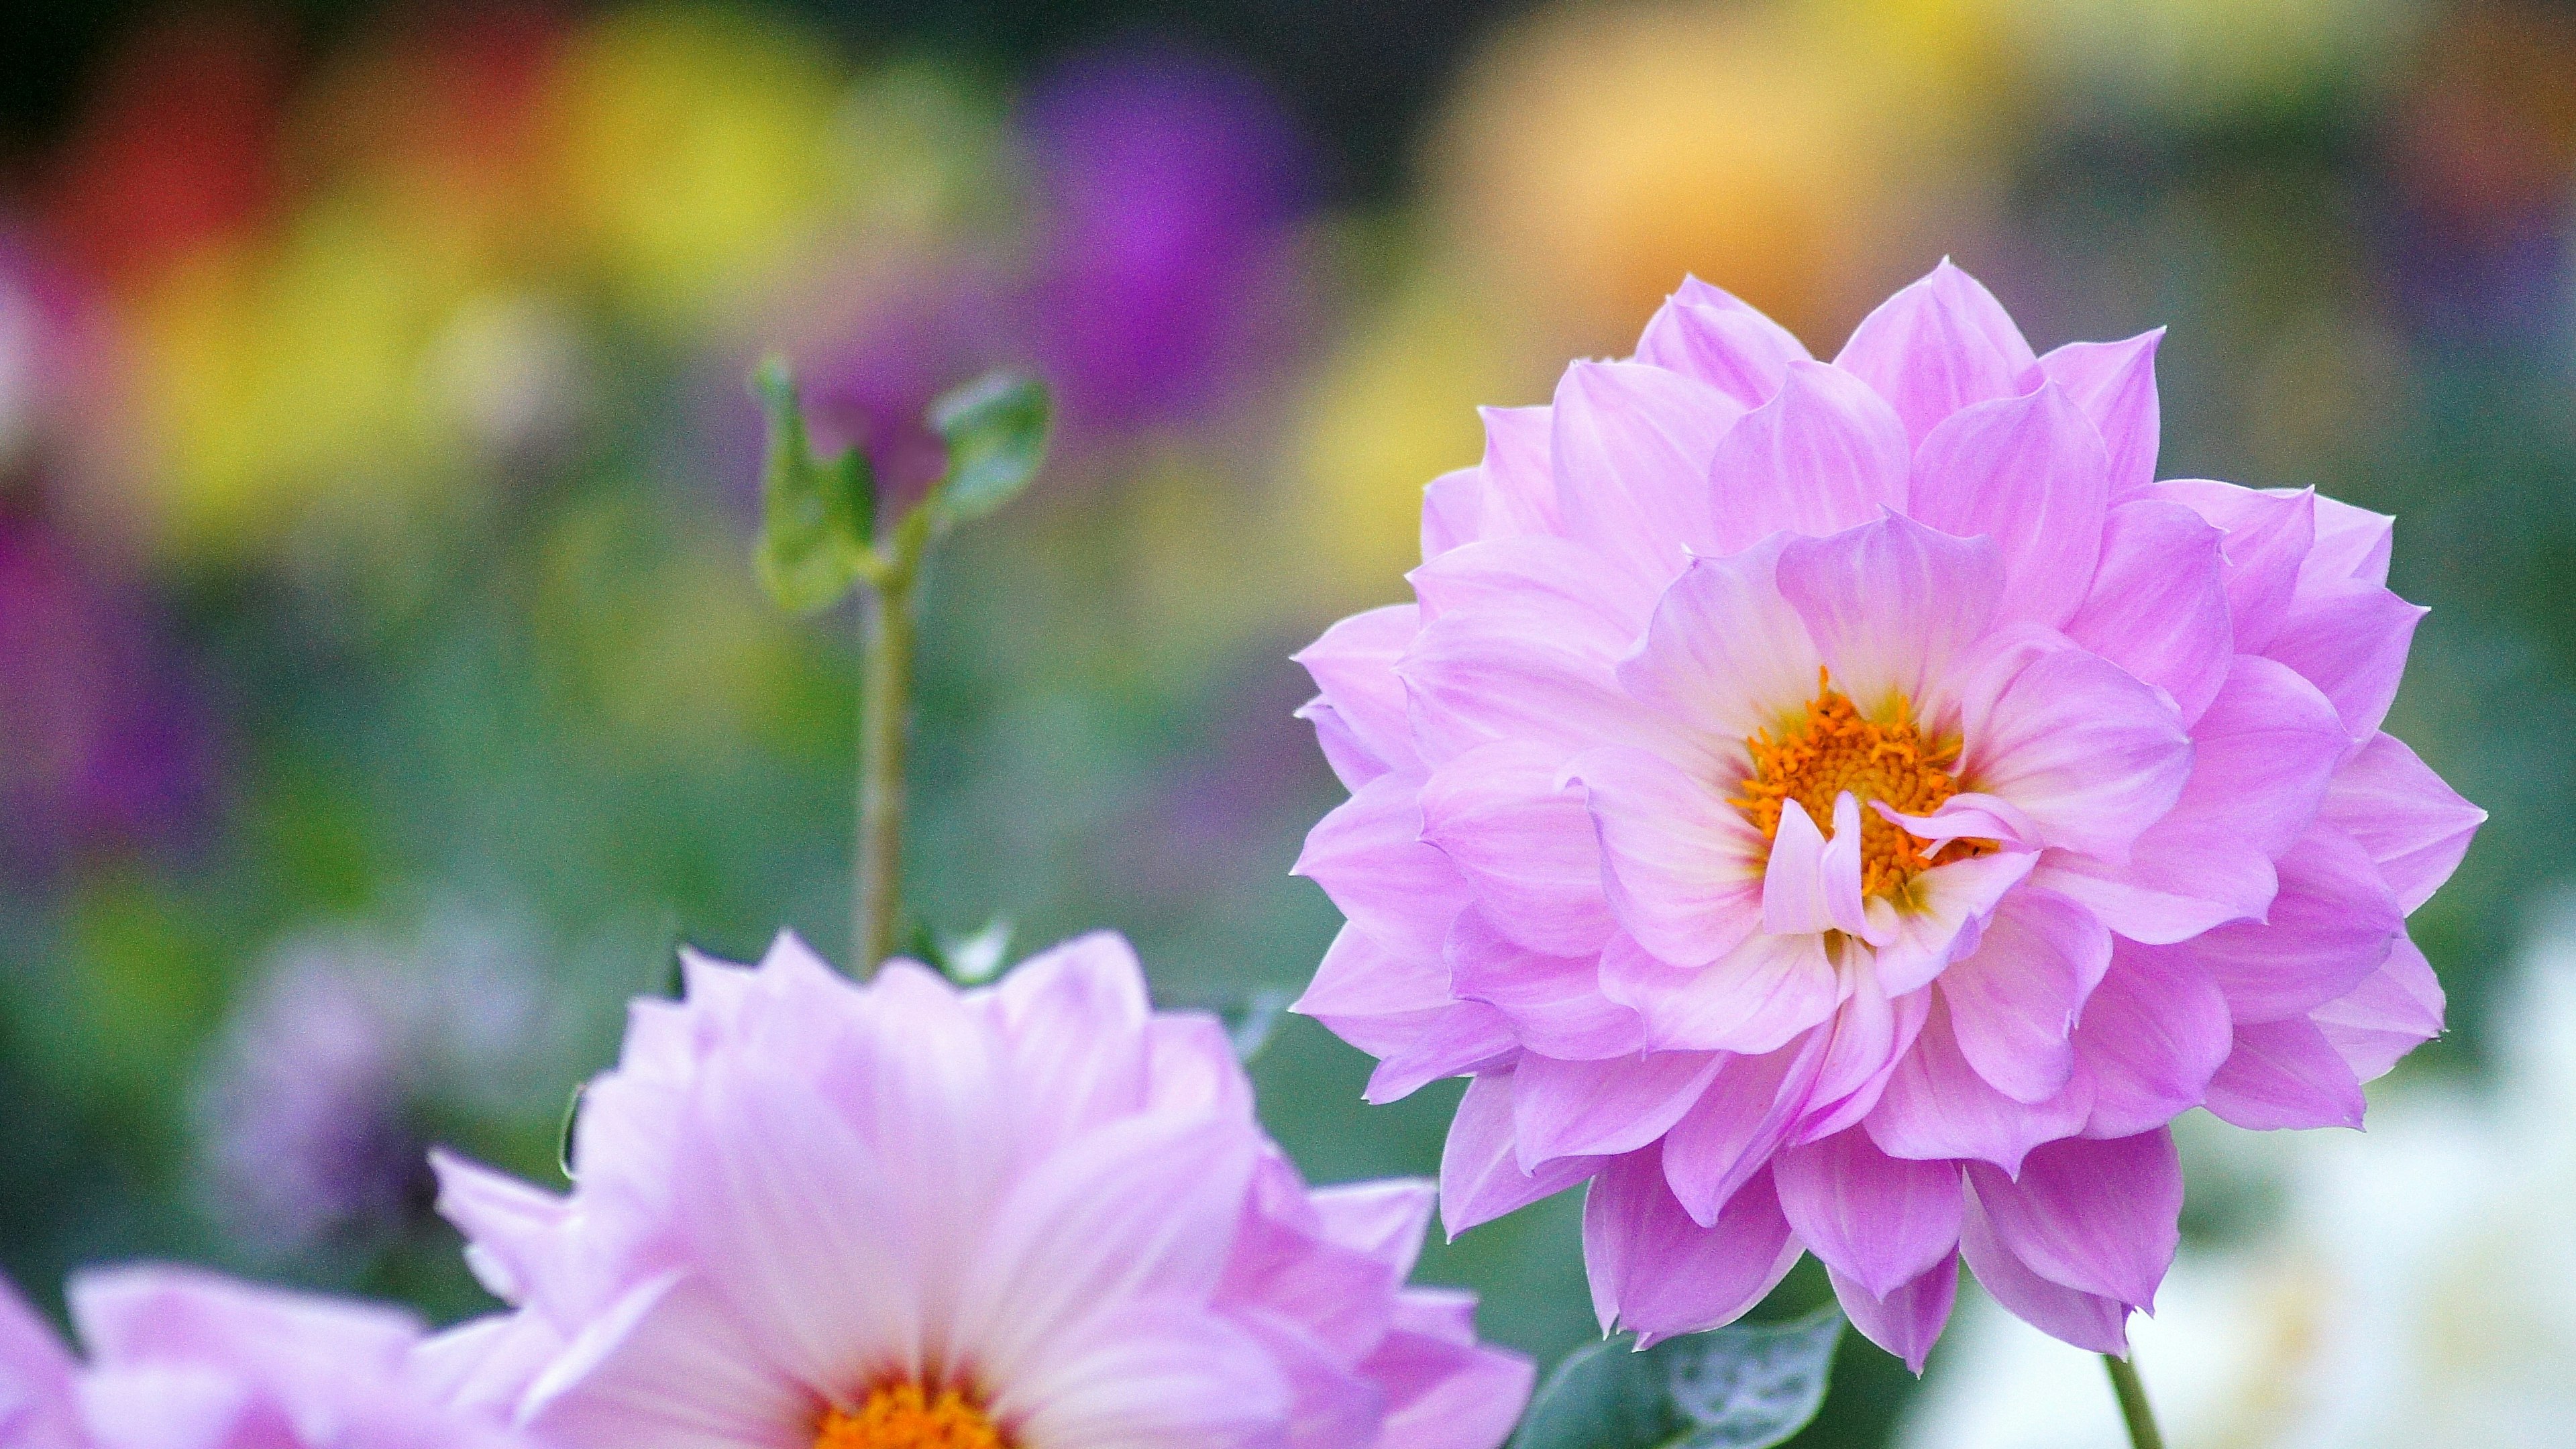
[924,371,1051,529]
[1509,1305,1845,1449]
[751,356,877,613]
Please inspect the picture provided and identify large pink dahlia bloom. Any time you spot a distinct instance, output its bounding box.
[0,1264,529,1449]
[1290,262,2484,1369]
[429,930,1532,1449]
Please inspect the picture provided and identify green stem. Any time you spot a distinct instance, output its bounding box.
[853,575,915,975]
[2102,1353,2165,1449]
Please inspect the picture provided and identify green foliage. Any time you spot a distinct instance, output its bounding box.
[751,357,876,614]
[1510,1305,1845,1449]
[925,372,1051,529]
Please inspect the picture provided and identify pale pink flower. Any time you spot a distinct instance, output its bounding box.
[1290,262,2483,1368]
[0,1263,529,1449]
[429,930,1530,1448]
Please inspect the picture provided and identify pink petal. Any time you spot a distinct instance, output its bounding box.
[1293,771,1474,963]
[2063,499,2231,726]
[1566,745,1767,969]
[1582,1154,1801,1344]
[1408,533,1660,637]
[1549,360,1744,588]
[1833,260,2039,446]
[2305,494,2394,588]
[1421,467,1481,561]
[2203,1017,2365,1130]
[1705,358,1912,551]
[1660,1042,1827,1226]
[2152,480,2312,655]
[1300,699,1387,794]
[1794,970,1932,1140]
[989,932,1157,1143]
[1472,405,1561,541]
[68,1265,422,1379]
[2316,732,2485,912]
[1292,924,1454,1060]
[2264,578,2426,741]
[1599,928,1841,1055]
[431,1149,570,1304]
[1001,1301,1290,1449]
[1440,1073,1605,1236]
[2035,330,2162,501]
[2310,933,2445,1083]
[1446,910,1644,1060]
[2186,824,2402,1023]
[1864,998,2090,1175]
[520,1272,806,1449]
[1615,536,1825,745]
[1420,742,1615,957]
[1364,1002,1519,1104]
[1908,380,2110,627]
[1764,798,1868,937]
[0,1275,82,1449]
[1399,593,1711,772]
[1957,1188,2130,1355]
[1864,849,2039,996]
[1775,1129,1964,1299]
[1366,1329,1535,1449]
[1511,1051,1725,1171]
[1632,276,1812,408]
[1293,604,1421,778]
[1775,513,2003,718]
[1960,641,2192,864]
[1939,886,2108,1105]
[1964,1130,2181,1309]
[1827,1256,1958,1375]
[2069,939,2233,1140]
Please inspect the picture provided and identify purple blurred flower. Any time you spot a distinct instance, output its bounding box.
[1020,44,1316,429]
[192,912,553,1267]
[790,265,1019,508]
[0,522,217,876]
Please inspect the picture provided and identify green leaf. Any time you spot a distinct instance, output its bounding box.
[750,356,876,613]
[1509,1305,1845,1449]
[925,371,1051,528]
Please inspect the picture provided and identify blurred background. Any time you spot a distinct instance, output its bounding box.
[0,0,2570,1443]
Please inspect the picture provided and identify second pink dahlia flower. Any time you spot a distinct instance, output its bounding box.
[1291,262,2483,1368]
[429,930,1532,1448]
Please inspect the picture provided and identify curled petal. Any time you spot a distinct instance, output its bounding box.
[1964,1130,2180,1309]
[2064,498,2231,725]
[1774,1129,1963,1299]
[1420,741,1617,957]
[2309,934,2445,1083]
[2070,940,2233,1140]
[1582,1154,1800,1344]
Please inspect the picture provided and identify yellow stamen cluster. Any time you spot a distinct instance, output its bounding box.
[815,1384,1009,1449]
[1732,669,1993,899]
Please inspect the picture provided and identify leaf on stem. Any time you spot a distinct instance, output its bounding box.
[751,356,877,613]
[1509,1304,1845,1449]
[926,371,1051,529]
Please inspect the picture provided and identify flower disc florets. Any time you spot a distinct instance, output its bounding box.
[1289,262,2484,1368]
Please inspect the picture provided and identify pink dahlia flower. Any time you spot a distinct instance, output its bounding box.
[428,930,1532,1448]
[1290,262,2483,1369]
[0,1263,529,1449]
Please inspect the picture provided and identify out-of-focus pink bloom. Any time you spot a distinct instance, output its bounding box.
[0,1264,531,1449]
[430,931,1530,1448]
[1289,262,2483,1368]
[1020,44,1314,429]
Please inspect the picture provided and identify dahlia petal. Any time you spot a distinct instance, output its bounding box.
[1660,1042,1826,1226]
[1865,998,2089,1174]
[1421,467,1482,562]
[1957,1189,2130,1355]
[1400,596,1711,772]
[1223,1310,1382,1449]
[1908,380,2110,627]
[990,932,1160,1144]
[1440,1073,1604,1236]
[2318,732,2485,912]
[2152,480,2313,655]
[1705,358,1912,551]
[2310,933,2445,1083]
[2263,579,2426,741]
[1633,276,1812,408]
[0,1275,77,1449]
[1601,928,1841,1055]
[1964,1130,2181,1309]
[1775,1128,1963,1299]
[1294,771,1473,963]
[1293,925,1453,1059]
[1826,1257,1958,1376]
[1408,534,1660,638]
[429,1149,569,1305]
[1002,1301,1290,1449]
[1582,1154,1799,1344]
[1615,537,1823,745]
[1473,405,1560,541]
[2063,499,2231,725]
[2035,330,2162,500]
[1566,745,1766,968]
[1872,793,2042,851]
[1794,967,1932,1141]
[1764,798,1863,938]
[1833,260,2038,445]
[1776,513,2003,717]
[68,1265,423,1383]
[521,1272,806,1449]
[1292,604,1421,778]
[1366,1329,1536,1449]
[1364,1002,1519,1104]
[2305,494,2394,588]
[1864,848,2039,996]
[1145,1014,1258,1122]
[1939,886,2108,1105]
[1960,642,2192,863]
[2187,824,2402,1023]
[1420,742,1616,957]
[2202,1018,2365,1130]
[2070,940,2233,1140]
[1446,910,1644,1060]
[74,1365,274,1449]
[1299,700,1386,793]
[1550,360,1743,586]
[1511,1051,1725,1171]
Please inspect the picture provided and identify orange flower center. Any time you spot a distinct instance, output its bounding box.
[815,1384,1008,1449]
[1732,669,1993,899]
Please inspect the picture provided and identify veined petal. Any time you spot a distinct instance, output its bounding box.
[1473,405,1560,541]
[2203,1018,2365,1130]
[1864,997,2090,1175]
[2064,499,2231,725]
[1293,771,1473,964]
[1292,605,1420,778]
[1908,380,2110,627]
[1550,360,1744,588]
[1633,276,1811,408]
[2317,732,2485,912]
[1511,1051,1725,1171]
[1440,1073,1604,1237]
[1957,1188,2130,1355]
[2152,480,2312,655]
[1001,1301,1289,1449]
[2070,939,2233,1140]
[1960,641,2192,863]
[1660,1041,1827,1226]
[1566,745,1767,968]
[521,1273,808,1449]
[2264,579,2426,741]
[1600,929,1841,1056]
[1774,1129,1963,1299]
[1615,537,1823,746]
[1776,513,2004,719]
[2035,330,2162,501]
[1582,1155,1800,1344]
[1964,1130,2181,1309]
[1447,910,1644,1060]
[2185,824,2402,1024]
[1864,848,2038,996]
[2310,933,2444,1083]
[1827,1257,1958,1377]
[1705,359,1911,551]
[1938,886,2108,1106]
[1421,741,1616,957]
[1833,260,2038,445]
[1292,925,1454,1060]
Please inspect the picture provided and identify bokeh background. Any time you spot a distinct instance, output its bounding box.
[1,0,2571,1443]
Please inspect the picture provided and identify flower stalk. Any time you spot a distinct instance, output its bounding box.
[2102,1353,2165,1449]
